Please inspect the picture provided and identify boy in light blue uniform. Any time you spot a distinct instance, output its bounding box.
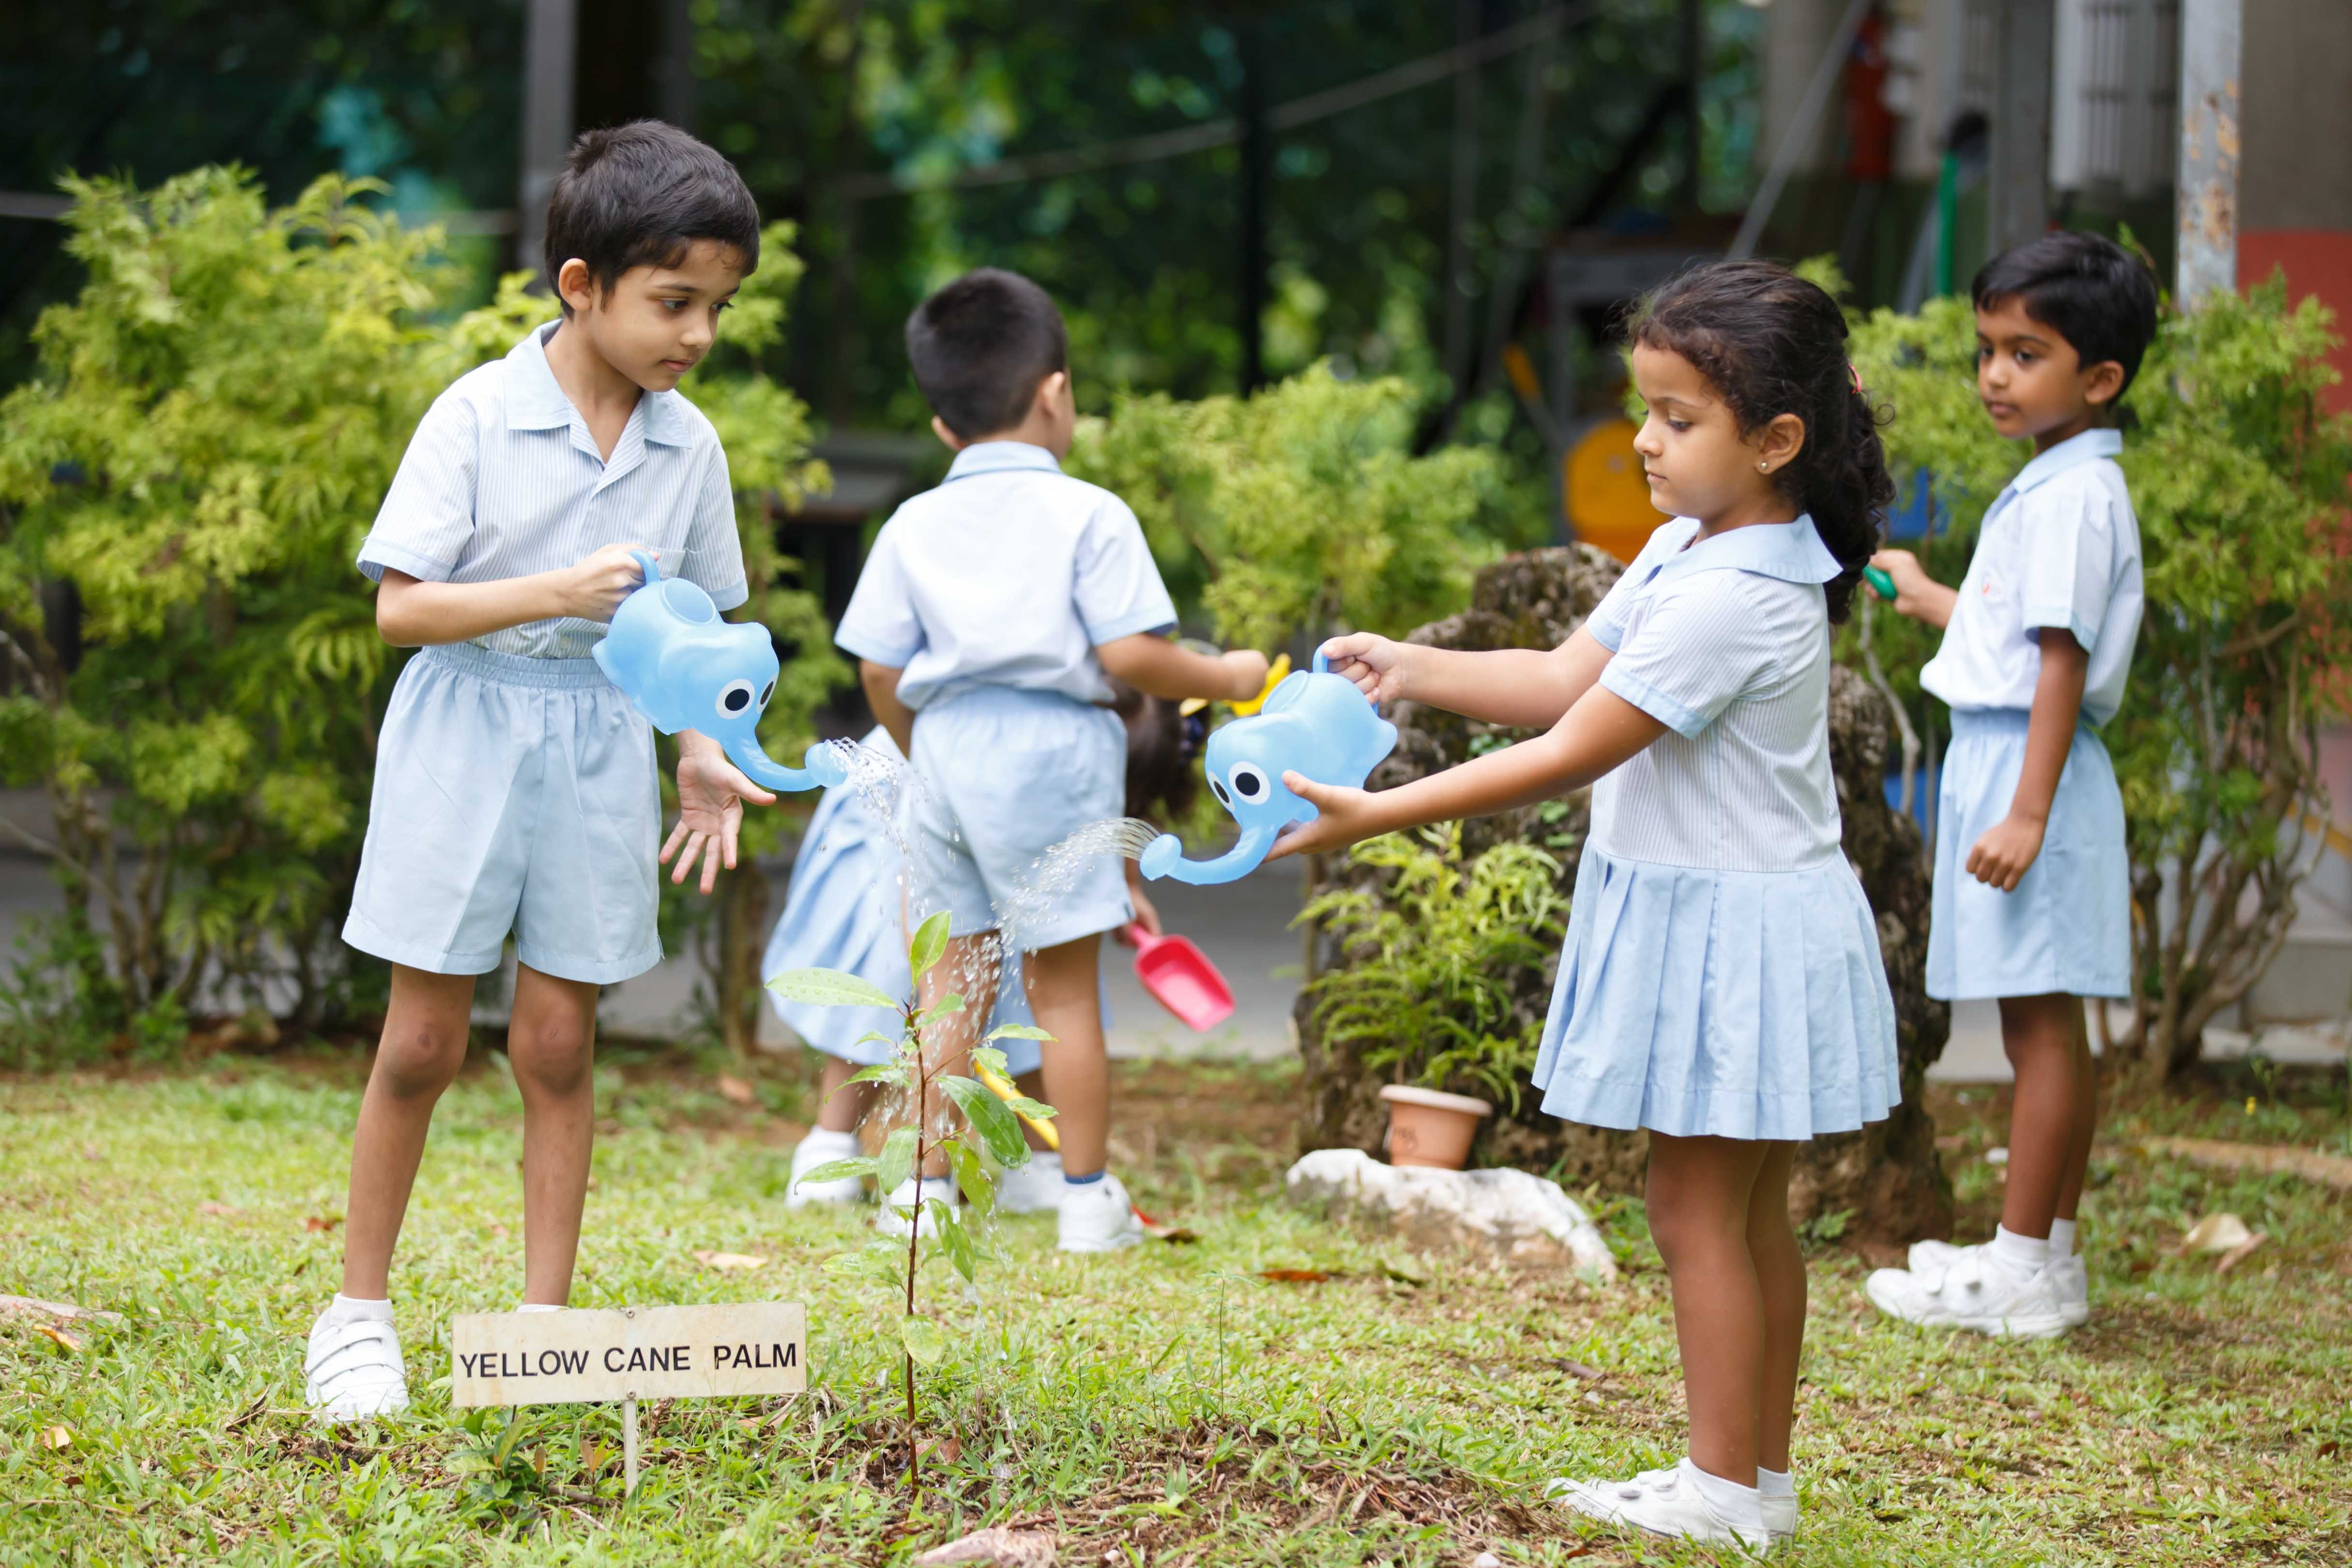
[1864,231,2158,1339]
[837,269,1267,1252]
[304,122,778,1420]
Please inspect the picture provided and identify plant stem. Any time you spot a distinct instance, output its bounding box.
[904,1014,924,1504]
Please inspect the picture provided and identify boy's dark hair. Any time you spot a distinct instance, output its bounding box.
[1971,231,2159,395]
[542,120,760,315]
[1632,260,1894,625]
[905,269,1069,439]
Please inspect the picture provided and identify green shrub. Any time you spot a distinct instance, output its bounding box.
[1846,275,2352,1079]
[0,169,836,1061]
[1298,824,1568,1109]
[1064,364,1508,653]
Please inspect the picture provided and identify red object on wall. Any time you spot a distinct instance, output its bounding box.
[2240,230,2352,417]
[1843,9,1895,184]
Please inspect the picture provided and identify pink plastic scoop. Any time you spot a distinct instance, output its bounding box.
[1118,924,1236,1032]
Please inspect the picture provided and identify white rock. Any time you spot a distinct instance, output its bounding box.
[1284,1149,1618,1279]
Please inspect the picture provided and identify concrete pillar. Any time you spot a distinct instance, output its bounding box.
[2175,0,2242,307]
[518,0,579,282]
[1987,0,2054,252]
[2237,0,2352,406]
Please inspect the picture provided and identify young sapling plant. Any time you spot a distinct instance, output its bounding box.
[765,911,1055,1500]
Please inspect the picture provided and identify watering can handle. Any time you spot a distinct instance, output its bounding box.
[629,549,661,587]
[1311,647,1330,674]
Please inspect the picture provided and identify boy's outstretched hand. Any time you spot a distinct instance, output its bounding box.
[1316,633,1410,706]
[663,732,779,894]
[1260,774,1390,865]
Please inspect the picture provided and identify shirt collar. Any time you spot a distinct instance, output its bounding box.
[506,321,693,446]
[943,441,1063,482]
[1649,513,1845,586]
[2010,427,2123,493]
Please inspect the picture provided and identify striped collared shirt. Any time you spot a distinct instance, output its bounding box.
[357,321,748,659]
[1586,515,1846,873]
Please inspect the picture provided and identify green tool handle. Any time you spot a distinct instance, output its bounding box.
[1863,565,1897,601]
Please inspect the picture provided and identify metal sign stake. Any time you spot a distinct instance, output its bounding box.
[622,1394,639,1499]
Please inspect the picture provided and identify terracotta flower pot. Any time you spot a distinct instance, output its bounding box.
[1378,1085,1494,1170]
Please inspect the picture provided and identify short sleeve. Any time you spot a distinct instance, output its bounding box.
[2018,481,2120,653]
[679,443,749,612]
[1072,494,1178,645]
[359,391,479,582]
[835,522,923,667]
[1597,577,1785,738]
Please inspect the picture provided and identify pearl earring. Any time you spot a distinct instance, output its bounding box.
[1758,461,1769,472]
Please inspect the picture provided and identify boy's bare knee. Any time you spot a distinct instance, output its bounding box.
[509,1022,593,1097]
[375,1026,467,1101]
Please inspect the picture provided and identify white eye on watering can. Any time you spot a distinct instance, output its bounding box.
[1227,765,1271,804]
[716,679,757,718]
[758,679,775,707]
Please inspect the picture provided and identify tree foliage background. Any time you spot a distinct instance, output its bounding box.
[0,171,835,1062]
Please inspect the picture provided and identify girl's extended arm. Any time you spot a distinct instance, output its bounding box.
[1264,682,1668,862]
[1867,549,1957,630]
[1318,627,1614,731]
[1963,629,2089,892]
[374,541,651,647]
[1097,633,1268,705]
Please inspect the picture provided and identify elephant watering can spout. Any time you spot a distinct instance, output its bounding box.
[590,550,844,792]
[1138,646,1397,886]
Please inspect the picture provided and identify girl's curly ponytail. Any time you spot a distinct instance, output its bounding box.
[1630,261,1894,623]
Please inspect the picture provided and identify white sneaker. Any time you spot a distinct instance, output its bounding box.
[1761,1490,1797,1545]
[993,1150,1064,1215]
[787,1128,867,1209]
[1907,1239,2091,1329]
[877,1176,955,1238]
[1056,1170,1144,1253]
[1866,1249,2071,1339]
[1547,1459,1771,1551]
[304,1317,409,1421]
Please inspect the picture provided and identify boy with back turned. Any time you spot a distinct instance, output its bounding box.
[834,269,1267,1251]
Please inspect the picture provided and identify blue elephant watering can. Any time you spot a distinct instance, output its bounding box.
[591,551,847,792]
[1138,650,1397,886]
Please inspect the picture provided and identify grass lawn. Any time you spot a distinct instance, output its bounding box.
[3,1046,2348,1566]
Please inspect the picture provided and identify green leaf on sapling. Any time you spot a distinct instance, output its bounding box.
[907,910,951,981]
[943,1138,994,1215]
[933,1203,977,1282]
[982,1024,1054,1043]
[971,1045,1011,1080]
[1005,1097,1058,1121]
[839,1061,908,1090]
[877,1126,918,1196]
[899,1315,946,1366]
[915,993,965,1029]
[938,1075,1029,1167]
[766,967,900,1010]
[794,1157,878,1190]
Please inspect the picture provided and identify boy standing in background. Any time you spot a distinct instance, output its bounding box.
[1865,232,2158,1339]
[307,122,772,1419]
[837,269,1267,1252]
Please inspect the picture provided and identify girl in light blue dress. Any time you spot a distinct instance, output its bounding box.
[1271,261,1899,1553]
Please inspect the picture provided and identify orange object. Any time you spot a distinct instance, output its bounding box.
[1565,418,1660,563]
[1378,1085,1493,1169]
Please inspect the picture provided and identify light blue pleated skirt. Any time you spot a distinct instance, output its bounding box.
[1925,708,2130,1000]
[763,736,1047,1072]
[1531,847,1900,1141]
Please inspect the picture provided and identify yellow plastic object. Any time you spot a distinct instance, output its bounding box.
[975,1062,1058,1151]
[1565,418,1660,565]
[1227,652,1290,717]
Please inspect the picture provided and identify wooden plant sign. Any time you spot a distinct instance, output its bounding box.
[450,1301,805,1494]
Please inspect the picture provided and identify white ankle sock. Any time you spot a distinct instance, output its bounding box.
[1990,1225,2050,1273]
[515,1302,562,1313]
[799,1127,862,1157]
[1684,1459,1766,1529]
[315,1294,393,1333]
[2048,1217,2078,1257]
[1756,1465,1795,1499]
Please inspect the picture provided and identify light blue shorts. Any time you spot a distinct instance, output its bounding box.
[762,740,1044,1074]
[343,643,661,986]
[1926,708,2131,1001]
[903,687,1132,952]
